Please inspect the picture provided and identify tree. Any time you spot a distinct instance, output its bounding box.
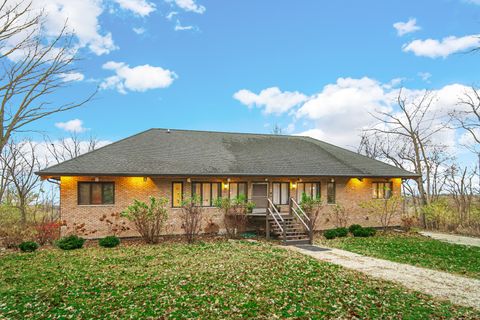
[45,133,100,164]
[450,87,480,154]
[0,0,94,154]
[364,90,451,226]
[3,140,42,223]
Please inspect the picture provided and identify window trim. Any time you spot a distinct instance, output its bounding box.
[372,181,393,199]
[228,181,248,199]
[272,182,290,205]
[77,181,115,206]
[172,181,183,208]
[191,182,222,207]
[327,181,336,204]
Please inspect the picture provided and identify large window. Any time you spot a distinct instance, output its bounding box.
[229,182,248,199]
[272,182,289,205]
[327,181,336,204]
[297,182,320,201]
[78,182,114,205]
[192,182,222,206]
[172,182,183,207]
[372,182,393,199]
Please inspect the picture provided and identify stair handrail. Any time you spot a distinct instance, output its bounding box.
[267,198,284,222]
[267,207,283,232]
[290,198,314,245]
[291,206,310,232]
[291,198,310,221]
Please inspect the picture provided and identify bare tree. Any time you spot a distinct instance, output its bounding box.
[450,87,480,153]
[366,90,449,207]
[0,0,94,154]
[4,139,41,223]
[444,164,476,224]
[271,123,282,135]
[45,133,99,164]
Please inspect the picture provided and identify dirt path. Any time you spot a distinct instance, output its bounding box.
[419,231,480,247]
[290,245,480,310]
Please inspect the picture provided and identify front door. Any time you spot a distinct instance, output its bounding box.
[251,183,268,208]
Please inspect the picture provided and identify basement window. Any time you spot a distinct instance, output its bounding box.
[78,182,114,205]
[372,182,393,199]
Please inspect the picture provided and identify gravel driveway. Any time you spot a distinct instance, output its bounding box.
[291,245,480,310]
[419,231,480,247]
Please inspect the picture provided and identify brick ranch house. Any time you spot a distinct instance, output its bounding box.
[37,128,417,244]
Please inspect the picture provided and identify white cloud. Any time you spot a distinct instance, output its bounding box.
[166,11,178,20]
[418,72,432,82]
[113,0,156,16]
[393,18,421,36]
[403,34,480,58]
[34,0,118,56]
[132,27,146,34]
[100,61,177,94]
[170,0,206,14]
[58,72,85,82]
[233,87,308,114]
[55,119,87,133]
[174,20,194,31]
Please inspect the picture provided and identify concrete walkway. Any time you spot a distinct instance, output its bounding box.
[290,245,480,310]
[419,231,480,247]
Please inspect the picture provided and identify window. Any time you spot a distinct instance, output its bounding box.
[372,182,393,199]
[172,182,183,207]
[297,182,320,201]
[78,182,114,205]
[327,181,335,204]
[229,182,248,199]
[192,182,222,206]
[272,182,289,205]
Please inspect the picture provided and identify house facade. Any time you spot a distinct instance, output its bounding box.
[37,129,417,240]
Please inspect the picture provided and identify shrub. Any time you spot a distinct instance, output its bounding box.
[335,227,348,237]
[0,224,36,248]
[329,203,350,228]
[35,220,61,245]
[19,241,39,252]
[99,236,120,248]
[360,195,402,231]
[57,235,85,250]
[352,227,376,238]
[348,224,362,233]
[121,196,169,244]
[180,196,204,244]
[324,229,338,239]
[214,195,255,239]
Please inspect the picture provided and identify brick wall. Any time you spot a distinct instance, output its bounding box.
[59,176,402,238]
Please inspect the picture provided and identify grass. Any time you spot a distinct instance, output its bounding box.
[317,232,480,279]
[1,241,479,319]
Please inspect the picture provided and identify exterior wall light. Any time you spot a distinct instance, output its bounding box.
[291,182,297,189]
[143,177,147,182]
[187,178,191,183]
[223,182,229,190]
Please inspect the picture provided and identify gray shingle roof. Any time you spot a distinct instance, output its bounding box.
[37,128,418,178]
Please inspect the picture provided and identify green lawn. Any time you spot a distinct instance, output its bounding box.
[317,232,480,279]
[1,241,478,319]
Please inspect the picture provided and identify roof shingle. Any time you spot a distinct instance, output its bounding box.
[37,128,418,178]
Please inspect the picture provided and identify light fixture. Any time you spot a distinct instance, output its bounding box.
[94,177,99,182]
[187,178,191,183]
[291,182,297,189]
[227,178,231,182]
[357,177,363,182]
[264,178,268,182]
[298,178,302,182]
[330,178,335,183]
[223,182,229,190]
[143,177,147,182]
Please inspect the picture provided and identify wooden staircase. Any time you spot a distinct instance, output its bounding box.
[266,198,313,245]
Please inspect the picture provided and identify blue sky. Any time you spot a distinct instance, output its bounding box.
[24,0,480,165]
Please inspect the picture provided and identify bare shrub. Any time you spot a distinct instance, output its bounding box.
[361,195,402,231]
[329,203,350,228]
[180,196,204,243]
